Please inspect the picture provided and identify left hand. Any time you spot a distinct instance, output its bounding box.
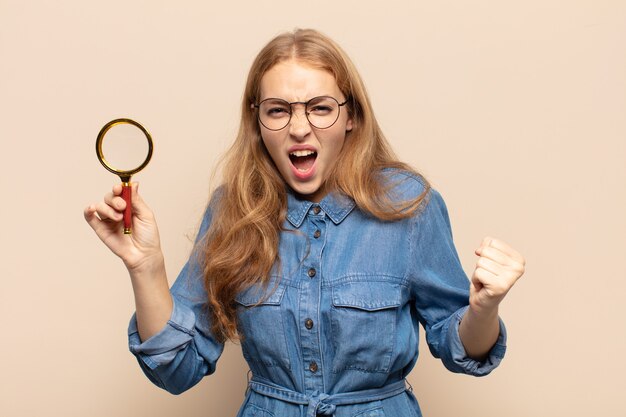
[470,237,525,314]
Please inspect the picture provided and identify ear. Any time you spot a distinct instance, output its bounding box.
[346,118,354,132]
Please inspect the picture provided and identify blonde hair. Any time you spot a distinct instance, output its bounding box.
[201,28,430,342]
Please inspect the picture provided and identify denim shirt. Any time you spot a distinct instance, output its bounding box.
[128,171,507,417]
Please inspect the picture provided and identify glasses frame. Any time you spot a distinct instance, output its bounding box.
[253,95,348,131]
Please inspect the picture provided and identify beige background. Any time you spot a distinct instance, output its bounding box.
[1,1,625,416]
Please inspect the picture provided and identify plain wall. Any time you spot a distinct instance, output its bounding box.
[1,1,624,416]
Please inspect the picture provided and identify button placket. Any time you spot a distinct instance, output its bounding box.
[298,207,327,393]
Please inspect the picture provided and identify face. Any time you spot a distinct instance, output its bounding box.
[258,60,353,202]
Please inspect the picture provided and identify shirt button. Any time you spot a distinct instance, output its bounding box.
[305,318,314,329]
[312,206,321,215]
[309,361,318,373]
[307,268,316,278]
[313,229,321,239]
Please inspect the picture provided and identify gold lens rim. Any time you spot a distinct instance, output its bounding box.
[96,118,154,181]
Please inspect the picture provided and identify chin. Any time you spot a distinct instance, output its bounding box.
[288,181,322,198]
[292,184,320,197]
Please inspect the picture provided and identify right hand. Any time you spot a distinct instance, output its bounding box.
[84,182,163,273]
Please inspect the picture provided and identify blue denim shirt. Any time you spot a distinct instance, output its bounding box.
[128,171,507,417]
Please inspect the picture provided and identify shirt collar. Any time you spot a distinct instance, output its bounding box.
[286,189,356,228]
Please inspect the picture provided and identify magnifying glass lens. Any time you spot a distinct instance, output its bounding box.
[100,123,151,172]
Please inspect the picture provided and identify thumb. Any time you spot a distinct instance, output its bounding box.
[130,182,152,218]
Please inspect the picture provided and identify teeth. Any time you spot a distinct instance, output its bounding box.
[289,150,315,157]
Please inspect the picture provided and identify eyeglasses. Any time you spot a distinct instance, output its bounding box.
[253,96,348,131]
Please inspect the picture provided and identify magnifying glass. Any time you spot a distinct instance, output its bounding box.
[96,118,153,234]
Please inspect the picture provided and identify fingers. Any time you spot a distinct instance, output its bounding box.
[472,266,497,286]
[84,182,155,237]
[104,191,126,213]
[472,236,526,289]
[83,204,99,227]
[475,256,503,276]
[84,183,127,225]
[470,236,526,312]
[83,203,121,236]
[476,236,525,265]
[95,196,124,222]
[111,182,123,196]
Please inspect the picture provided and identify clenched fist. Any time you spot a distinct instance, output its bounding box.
[470,237,525,314]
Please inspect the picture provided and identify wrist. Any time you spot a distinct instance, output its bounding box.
[127,251,166,279]
[469,294,503,317]
[466,303,499,326]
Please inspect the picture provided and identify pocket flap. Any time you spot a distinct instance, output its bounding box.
[332,281,402,311]
[235,283,286,307]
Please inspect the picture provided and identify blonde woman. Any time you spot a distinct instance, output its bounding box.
[85,29,525,417]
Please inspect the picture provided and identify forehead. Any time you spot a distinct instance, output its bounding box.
[259,60,341,101]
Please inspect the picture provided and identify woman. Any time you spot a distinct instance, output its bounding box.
[85,29,525,417]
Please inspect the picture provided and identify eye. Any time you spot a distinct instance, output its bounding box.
[307,97,336,115]
[267,107,289,116]
[261,100,291,118]
[308,105,333,114]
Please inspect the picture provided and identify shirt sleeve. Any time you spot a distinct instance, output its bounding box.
[409,188,507,376]
[127,197,225,394]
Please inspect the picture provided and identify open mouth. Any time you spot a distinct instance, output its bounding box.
[289,149,317,172]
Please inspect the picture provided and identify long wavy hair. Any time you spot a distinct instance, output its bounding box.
[201,28,430,342]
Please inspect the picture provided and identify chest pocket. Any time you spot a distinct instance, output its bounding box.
[330,280,403,373]
[235,283,291,371]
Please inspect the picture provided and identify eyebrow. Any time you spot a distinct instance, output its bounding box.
[258,94,338,102]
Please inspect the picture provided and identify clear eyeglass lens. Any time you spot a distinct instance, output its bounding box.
[260,99,291,130]
[259,96,340,130]
[306,97,339,129]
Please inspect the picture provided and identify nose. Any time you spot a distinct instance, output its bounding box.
[288,105,311,140]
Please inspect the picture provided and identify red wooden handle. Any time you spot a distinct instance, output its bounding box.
[122,182,132,234]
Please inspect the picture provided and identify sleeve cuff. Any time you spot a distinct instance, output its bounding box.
[128,298,197,370]
[441,305,507,376]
